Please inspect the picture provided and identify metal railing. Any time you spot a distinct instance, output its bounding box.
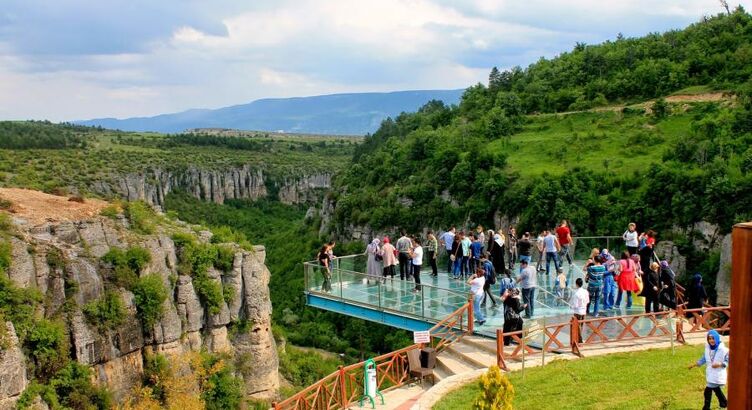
[304,254,468,323]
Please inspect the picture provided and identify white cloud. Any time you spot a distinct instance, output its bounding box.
[0,0,749,121]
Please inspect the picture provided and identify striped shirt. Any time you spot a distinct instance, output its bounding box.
[587,265,606,288]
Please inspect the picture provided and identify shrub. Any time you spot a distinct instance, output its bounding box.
[193,274,224,315]
[0,275,41,343]
[125,246,152,272]
[82,292,126,331]
[125,201,155,234]
[99,205,119,219]
[0,198,13,210]
[0,212,13,233]
[101,246,152,289]
[196,354,244,410]
[67,196,85,203]
[473,366,514,410]
[132,275,167,330]
[215,245,235,273]
[26,319,69,379]
[0,240,10,274]
[171,232,196,248]
[49,362,112,409]
[143,353,170,404]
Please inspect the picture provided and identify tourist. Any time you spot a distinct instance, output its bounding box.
[502,288,526,346]
[410,238,423,292]
[516,259,537,318]
[686,273,708,320]
[555,268,567,300]
[469,234,483,274]
[468,268,486,326]
[480,253,497,307]
[569,278,589,344]
[381,237,396,279]
[638,230,656,274]
[622,223,639,256]
[316,244,332,292]
[535,231,545,272]
[615,251,639,308]
[451,235,463,279]
[507,227,518,270]
[517,232,533,272]
[460,232,472,278]
[584,248,600,270]
[555,220,573,266]
[476,225,486,253]
[326,241,337,270]
[688,330,729,410]
[425,231,439,277]
[396,231,412,280]
[586,255,605,317]
[498,269,516,298]
[365,238,382,279]
[543,229,561,275]
[488,230,506,276]
[658,260,677,309]
[643,262,661,313]
[600,249,617,310]
[439,227,456,273]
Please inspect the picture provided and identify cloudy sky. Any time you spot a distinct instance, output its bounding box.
[0,0,747,121]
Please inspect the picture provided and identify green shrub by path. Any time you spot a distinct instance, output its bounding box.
[131,274,167,330]
[434,345,715,410]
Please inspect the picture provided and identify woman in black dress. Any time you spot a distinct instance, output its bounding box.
[658,260,677,309]
[643,262,661,313]
[502,289,527,346]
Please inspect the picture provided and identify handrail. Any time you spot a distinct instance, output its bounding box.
[496,305,732,370]
[273,299,473,410]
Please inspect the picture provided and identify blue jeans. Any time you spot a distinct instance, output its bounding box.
[559,244,573,265]
[521,287,535,318]
[453,259,462,278]
[473,293,485,323]
[519,255,531,273]
[588,287,601,316]
[602,275,616,309]
[545,251,560,275]
[615,290,633,308]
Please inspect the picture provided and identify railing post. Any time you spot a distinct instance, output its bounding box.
[496,329,507,371]
[570,316,581,357]
[338,365,347,408]
[467,293,474,333]
[272,402,279,410]
[676,305,686,344]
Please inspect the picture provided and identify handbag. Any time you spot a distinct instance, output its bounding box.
[635,275,644,294]
[450,246,459,262]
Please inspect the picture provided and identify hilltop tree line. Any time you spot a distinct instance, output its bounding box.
[484,7,751,113]
[0,121,94,149]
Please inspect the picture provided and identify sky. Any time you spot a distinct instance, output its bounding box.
[0,0,748,121]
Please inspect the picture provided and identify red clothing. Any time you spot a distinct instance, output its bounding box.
[646,237,655,247]
[618,259,640,292]
[556,226,571,245]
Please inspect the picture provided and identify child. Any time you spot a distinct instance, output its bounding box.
[688,330,729,410]
[556,268,567,300]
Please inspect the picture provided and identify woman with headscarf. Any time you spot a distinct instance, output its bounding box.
[658,260,677,309]
[488,231,506,276]
[600,249,617,310]
[643,262,661,313]
[501,288,526,346]
[687,272,708,314]
[366,238,382,279]
[688,330,729,410]
[381,237,396,279]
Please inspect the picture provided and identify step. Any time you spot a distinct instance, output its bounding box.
[446,343,496,369]
[461,335,499,355]
[436,352,475,376]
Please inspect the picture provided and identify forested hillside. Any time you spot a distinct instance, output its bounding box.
[331,10,752,298]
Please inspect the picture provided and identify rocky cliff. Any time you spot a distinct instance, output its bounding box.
[0,208,279,407]
[90,166,331,207]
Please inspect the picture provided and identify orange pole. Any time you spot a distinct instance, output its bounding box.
[467,293,474,333]
[729,222,752,410]
[338,365,347,408]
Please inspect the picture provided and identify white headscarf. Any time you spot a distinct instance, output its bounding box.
[494,233,504,247]
[367,238,380,253]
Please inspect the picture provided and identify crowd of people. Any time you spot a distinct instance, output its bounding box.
[317,220,709,329]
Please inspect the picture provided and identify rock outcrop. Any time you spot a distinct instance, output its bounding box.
[4,216,279,402]
[89,166,331,207]
[0,323,28,410]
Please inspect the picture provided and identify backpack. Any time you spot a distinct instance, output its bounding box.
[499,277,515,294]
[483,261,496,285]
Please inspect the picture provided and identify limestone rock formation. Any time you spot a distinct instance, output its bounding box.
[715,234,732,305]
[2,215,279,402]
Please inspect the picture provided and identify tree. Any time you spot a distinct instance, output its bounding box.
[473,366,514,410]
[489,67,502,91]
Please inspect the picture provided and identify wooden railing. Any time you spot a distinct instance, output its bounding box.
[496,305,731,371]
[273,296,473,410]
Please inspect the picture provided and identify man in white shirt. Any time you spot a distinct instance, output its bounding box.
[410,238,423,292]
[570,277,590,343]
[468,269,486,325]
[516,259,537,318]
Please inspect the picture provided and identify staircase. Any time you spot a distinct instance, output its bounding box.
[434,335,497,380]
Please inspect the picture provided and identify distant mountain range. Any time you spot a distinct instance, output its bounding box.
[75,89,464,135]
